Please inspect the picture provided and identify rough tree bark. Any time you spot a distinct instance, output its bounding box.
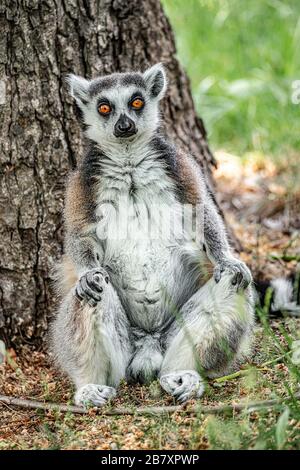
[0,0,225,348]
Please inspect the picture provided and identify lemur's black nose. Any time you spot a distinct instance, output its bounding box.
[114,114,136,138]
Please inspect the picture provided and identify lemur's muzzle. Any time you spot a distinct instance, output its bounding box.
[114,113,136,138]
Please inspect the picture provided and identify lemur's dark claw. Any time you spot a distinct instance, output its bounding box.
[75,268,109,305]
[214,258,252,290]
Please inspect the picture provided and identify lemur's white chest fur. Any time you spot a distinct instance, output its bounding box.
[94,143,204,332]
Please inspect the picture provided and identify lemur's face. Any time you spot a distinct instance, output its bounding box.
[68,64,167,146]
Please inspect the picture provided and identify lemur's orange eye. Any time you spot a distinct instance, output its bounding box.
[98,103,111,115]
[131,98,144,109]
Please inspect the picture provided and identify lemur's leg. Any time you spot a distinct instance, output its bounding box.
[51,267,132,407]
[160,270,255,403]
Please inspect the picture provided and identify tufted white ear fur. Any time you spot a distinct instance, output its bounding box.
[143,63,167,100]
[66,74,90,107]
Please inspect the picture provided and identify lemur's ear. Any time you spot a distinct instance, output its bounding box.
[143,63,167,100]
[66,74,90,107]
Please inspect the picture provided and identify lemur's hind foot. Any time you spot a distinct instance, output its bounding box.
[160,370,205,403]
[75,384,116,407]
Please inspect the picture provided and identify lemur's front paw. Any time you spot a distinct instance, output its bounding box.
[75,384,116,407]
[75,267,110,307]
[214,257,252,289]
[160,370,205,403]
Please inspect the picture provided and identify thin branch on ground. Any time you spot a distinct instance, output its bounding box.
[0,395,86,414]
[1,392,299,417]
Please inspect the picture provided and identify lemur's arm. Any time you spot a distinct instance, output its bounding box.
[65,231,101,274]
[64,170,103,276]
[175,149,252,288]
[203,198,252,288]
[203,198,230,263]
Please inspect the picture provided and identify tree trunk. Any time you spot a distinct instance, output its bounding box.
[0,0,221,348]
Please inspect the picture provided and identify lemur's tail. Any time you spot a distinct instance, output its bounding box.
[254,269,300,317]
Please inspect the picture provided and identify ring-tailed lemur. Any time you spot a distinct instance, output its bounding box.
[50,64,256,407]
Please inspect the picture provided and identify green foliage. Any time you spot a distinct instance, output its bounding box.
[275,407,290,449]
[162,0,300,157]
[205,416,249,449]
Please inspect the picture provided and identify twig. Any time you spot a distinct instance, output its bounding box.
[214,369,251,383]
[269,253,300,262]
[1,393,299,417]
[0,395,86,414]
[214,352,291,384]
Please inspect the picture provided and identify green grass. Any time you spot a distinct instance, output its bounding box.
[162,0,300,157]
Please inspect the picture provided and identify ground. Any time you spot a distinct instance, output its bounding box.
[0,154,299,450]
